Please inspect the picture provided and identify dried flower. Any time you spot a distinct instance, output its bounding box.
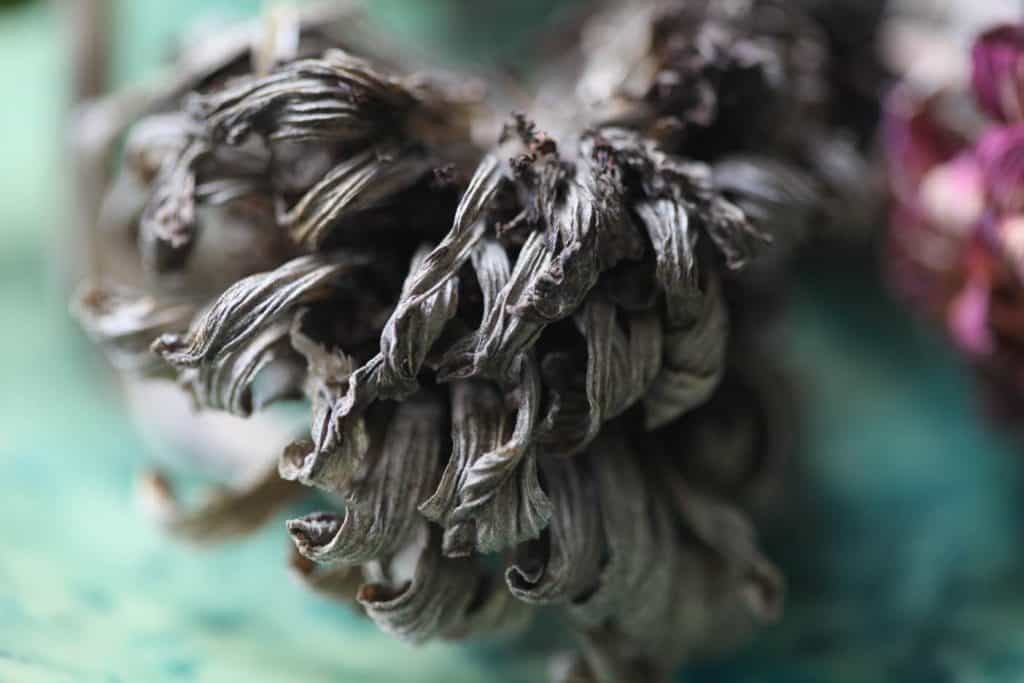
[972,24,1024,124]
[72,1,880,680]
[885,21,1024,433]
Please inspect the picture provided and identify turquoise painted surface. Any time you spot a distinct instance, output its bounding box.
[3,2,1024,681]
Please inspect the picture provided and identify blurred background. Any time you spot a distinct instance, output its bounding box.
[3,1,1024,681]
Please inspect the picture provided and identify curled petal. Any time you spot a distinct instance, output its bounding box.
[287,393,443,565]
[278,310,368,493]
[190,49,415,145]
[153,252,366,369]
[439,231,550,383]
[645,275,727,429]
[506,457,603,604]
[358,531,532,643]
[634,197,698,307]
[972,24,1024,124]
[703,196,767,270]
[139,139,208,273]
[538,296,662,455]
[420,359,552,557]
[278,145,433,249]
[179,320,302,416]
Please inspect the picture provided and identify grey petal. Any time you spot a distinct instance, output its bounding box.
[439,231,549,384]
[505,457,603,604]
[189,49,415,146]
[152,252,366,369]
[139,139,207,273]
[178,319,301,417]
[358,530,533,643]
[287,393,443,565]
[420,358,552,557]
[538,296,662,455]
[278,145,433,250]
[644,274,727,429]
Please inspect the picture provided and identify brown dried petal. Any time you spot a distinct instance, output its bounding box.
[152,252,365,369]
[288,545,363,605]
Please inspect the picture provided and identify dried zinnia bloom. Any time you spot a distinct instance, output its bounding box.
[71,2,880,680]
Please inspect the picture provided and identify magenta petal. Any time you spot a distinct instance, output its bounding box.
[972,24,1024,123]
[948,281,994,357]
[883,86,966,204]
[977,124,1024,214]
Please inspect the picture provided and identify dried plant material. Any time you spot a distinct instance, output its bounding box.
[277,145,433,249]
[358,531,533,643]
[71,0,886,679]
[177,320,301,417]
[153,252,366,368]
[72,284,196,375]
[288,393,443,565]
[288,545,364,605]
[137,467,303,544]
[419,362,551,557]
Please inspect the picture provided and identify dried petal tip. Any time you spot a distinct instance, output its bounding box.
[972,24,1024,123]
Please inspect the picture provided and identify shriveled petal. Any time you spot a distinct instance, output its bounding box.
[288,546,363,605]
[712,156,819,251]
[278,310,367,493]
[278,145,434,249]
[506,457,603,604]
[152,252,366,369]
[179,319,302,416]
[287,393,443,565]
[72,283,196,375]
[634,197,698,307]
[538,295,662,455]
[972,24,1024,124]
[420,359,552,557]
[358,531,533,643]
[139,139,207,273]
[439,231,550,383]
[189,49,415,145]
[644,274,727,429]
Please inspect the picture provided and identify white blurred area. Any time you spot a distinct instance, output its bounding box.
[884,0,1021,89]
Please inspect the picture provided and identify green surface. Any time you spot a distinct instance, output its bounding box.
[3,2,1024,682]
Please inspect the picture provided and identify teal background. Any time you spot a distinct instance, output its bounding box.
[2,2,1024,681]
